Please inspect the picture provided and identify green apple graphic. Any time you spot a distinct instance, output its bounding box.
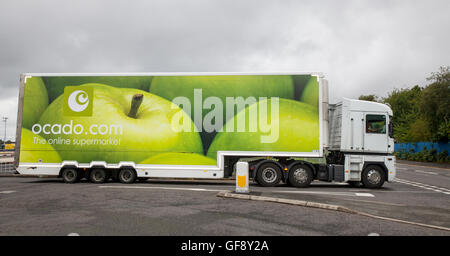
[140,152,216,165]
[22,77,49,129]
[207,98,319,159]
[38,83,203,163]
[300,77,319,109]
[292,75,312,100]
[150,75,295,152]
[43,76,153,102]
[19,128,61,163]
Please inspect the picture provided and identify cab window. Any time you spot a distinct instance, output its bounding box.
[366,115,386,134]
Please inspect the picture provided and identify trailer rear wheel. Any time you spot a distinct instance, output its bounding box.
[288,164,313,188]
[61,168,79,183]
[118,168,137,184]
[361,165,385,189]
[90,168,108,183]
[256,163,282,187]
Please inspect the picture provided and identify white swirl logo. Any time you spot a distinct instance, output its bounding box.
[67,90,89,112]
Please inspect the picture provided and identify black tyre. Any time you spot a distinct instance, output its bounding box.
[361,165,385,189]
[256,162,282,187]
[90,168,108,183]
[118,168,137,184]
[61,168,79,184]
[288,164,313,188]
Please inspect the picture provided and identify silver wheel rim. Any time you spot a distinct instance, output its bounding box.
[65,170,76,182]
[121,170,133,182]
[367,169,381,184]
[261,167,278,183]
[293,168,308,184]
[93,170,104,182]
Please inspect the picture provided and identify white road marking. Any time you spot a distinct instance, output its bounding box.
[368,233,380,236]
[355,193,375,197]
[99,185,377,198]
[0,190,16,194]
[67,233,80,236]
[99,185,226,192]
[395,178,450,195]
[414,170,438,175]
[396,163,450,171]
[339,198,405,206]
[273,190,375,197]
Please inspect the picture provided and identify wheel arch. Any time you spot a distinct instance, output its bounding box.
[58,165,78,177]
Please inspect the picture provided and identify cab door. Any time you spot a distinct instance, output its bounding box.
[349,111,364,151]
[364,114,388,153]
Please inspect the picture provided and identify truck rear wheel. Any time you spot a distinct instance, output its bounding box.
[256,163,282,187]
[288,164,313,188]
[61,168,79,183]
[118,168,137,184]
[90,168,108,183]
[361,165,385,189]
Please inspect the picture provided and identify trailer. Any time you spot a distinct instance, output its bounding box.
[15,72,395,188]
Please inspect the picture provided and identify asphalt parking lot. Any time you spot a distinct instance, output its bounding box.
[0,161,449,236]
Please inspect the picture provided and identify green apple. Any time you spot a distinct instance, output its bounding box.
[22,77,49,129]
[19,128,61,163]
[292,75,312,100]
[43,76,153,102]
[37,83,203,163]
[207,98,319,159]
[150,75,295,152]
[300,77,319,109]
[140,152,216,165]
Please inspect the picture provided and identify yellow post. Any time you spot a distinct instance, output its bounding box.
[235,162,249,194]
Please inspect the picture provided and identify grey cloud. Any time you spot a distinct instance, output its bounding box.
[0,0,449,140]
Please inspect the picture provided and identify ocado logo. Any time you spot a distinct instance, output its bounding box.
[68,90,89,112]
[63,86,93,116]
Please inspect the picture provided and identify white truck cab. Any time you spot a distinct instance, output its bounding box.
[327,98,396,188]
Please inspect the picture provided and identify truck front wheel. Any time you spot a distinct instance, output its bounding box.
[361,165,385,189]
[256,163,282,187]
[288,164,313,188]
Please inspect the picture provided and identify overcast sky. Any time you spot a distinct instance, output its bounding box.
[0,0,449,141]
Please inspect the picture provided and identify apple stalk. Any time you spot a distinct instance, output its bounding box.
[128,94,143,118]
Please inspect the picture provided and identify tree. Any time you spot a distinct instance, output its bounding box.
[360,66,449,144]
[383,85,423,142]
[358,94,379,102]
[420,66,450,142]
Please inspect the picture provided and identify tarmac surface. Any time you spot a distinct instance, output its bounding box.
[0,160,449,235]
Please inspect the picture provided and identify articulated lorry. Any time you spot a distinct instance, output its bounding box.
[15,72,395,188]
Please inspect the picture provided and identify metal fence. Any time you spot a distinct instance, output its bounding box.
[0,161,15,173]
[395,142,449,155]
[0,152,15,173]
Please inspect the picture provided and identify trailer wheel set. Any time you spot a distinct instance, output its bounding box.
[60,167,137,184]
[58,160,386,188]
[249,159,386,189]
